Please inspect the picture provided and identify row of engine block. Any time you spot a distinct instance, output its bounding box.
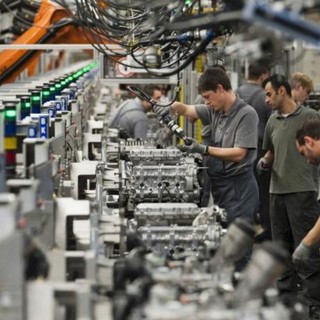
[95,132,225,257]
[0,72,306,320]
[82,91,302,319]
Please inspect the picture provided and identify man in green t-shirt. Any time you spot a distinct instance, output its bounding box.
[257,74,320,319]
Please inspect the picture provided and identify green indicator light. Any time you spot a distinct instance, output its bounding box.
[20,97,31,109]
[5,110,16,118]
[43,91,50,96]
[61,80,66,85]
[67,76,73,81]
[55,83,62,88]
[32,96,40,101]
[49,87,55,92]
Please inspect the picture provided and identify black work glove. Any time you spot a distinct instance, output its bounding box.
[153,104,172,119]
[178,137,207,155]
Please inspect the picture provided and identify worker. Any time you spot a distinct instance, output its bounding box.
[257,74,320,319]
[294,117,320,253]
[237,63,272,241]
[200,64,228,207]
[108,85,162,139]
[294,117,320,320]
[291,72,314,105]
[154,67,259,270]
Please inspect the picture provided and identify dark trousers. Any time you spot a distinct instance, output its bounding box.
[254,148,271,239]
[256,171,271,236]
[270,192,320,306]
[210,169,259,271]
[210,169,259,224]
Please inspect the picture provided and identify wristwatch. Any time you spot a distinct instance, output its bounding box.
[203,145,209,155]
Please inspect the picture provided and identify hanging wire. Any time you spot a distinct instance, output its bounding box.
[5,0,300,75]
[48,0,237,76]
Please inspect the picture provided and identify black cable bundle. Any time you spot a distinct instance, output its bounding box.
[53,0,233,77]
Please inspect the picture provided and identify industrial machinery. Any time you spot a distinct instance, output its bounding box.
[0,0,113,85]
[0,61,304,319]
[1,0,319,319]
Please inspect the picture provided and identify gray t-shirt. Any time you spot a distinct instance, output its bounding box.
[236,83,271,144]
[195,97,259,176]
[108,97,148,139]
[263,106,320,193]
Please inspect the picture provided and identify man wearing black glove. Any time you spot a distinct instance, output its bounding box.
[155,68,259,271]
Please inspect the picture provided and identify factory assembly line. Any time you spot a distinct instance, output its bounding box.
[0,0,320,319]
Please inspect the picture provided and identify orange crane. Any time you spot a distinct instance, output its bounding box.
[0,0,105,85]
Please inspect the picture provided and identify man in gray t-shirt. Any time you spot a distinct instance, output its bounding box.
[237,64,271,148]
[108,85,162,139]
[237,63,272,241]
[154,67,259,271]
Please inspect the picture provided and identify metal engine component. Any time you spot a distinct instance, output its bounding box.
[138,224,223,255]
[234,241,289,305]
[125,147,183,165]
[134,202,201,226]
[101,138,202,207]
[129,161,200,203]
[105,138,158,162]
[141,239,292,320]
[210,218,256,271]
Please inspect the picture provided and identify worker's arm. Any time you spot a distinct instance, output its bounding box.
[171,102,199,121]
[180,137,249,162]
[293,217,320,265]
[153,101,199,122]
[263,150,274,164]
[303,217,320,247]
[256,150,274,175]
[207,146,248,162]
